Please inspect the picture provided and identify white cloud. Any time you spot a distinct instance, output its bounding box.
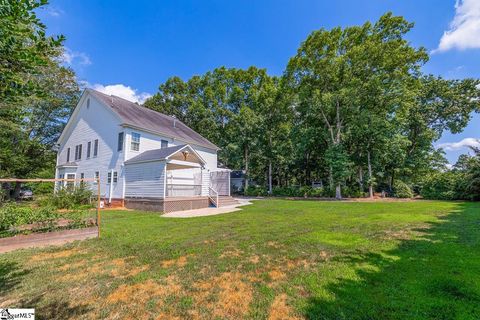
[437,138,480,151]
[91,84,152,104]
[433,0,480,53]
[62,48,92,66]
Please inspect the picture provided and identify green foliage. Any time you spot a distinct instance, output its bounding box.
[393,180,414,198]
[0,0,79,197]
[421,146,480,201]
[244,186,268,197]
[0,203,59,232]
[42,184,94,209]
[421,172,461,200]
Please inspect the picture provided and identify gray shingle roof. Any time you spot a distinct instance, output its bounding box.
[125,144,188,164]
[87,89,218,150]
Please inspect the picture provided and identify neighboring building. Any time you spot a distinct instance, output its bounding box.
[55,89,234,212]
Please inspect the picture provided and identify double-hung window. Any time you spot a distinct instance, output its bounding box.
[113,171,118,183]
[118,132,124,151]
[93,139,98,157]
[94,171,99,183]
[74,144,82,160]
[107,172,112,184]
[131,132,140,151]
[87,141,91,158]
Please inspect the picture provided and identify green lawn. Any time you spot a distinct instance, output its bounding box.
[1,200,479,319]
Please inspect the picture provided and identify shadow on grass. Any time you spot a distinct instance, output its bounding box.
[305,202,480,320]
[19,296,93,320]
[0,260,29,294]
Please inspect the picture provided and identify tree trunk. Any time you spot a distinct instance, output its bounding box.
[328,166,334,189]
[268,160,272,194]
[358,166,364,192]
[335,184,342,199]
[244,145,249,191]
[367,150,374,198]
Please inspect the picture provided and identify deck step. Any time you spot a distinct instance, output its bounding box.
[217,196,239,207]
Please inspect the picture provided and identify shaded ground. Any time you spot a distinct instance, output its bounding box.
[0,200,479,319]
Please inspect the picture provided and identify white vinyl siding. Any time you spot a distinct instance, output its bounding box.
[56,93,125,199]
[125,161,165,198]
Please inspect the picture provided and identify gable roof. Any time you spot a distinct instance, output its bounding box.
[125,144,206,165]
[79,89,218,150]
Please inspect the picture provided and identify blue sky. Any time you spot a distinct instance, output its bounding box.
[38,0,479,164]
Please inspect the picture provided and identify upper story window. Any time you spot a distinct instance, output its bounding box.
[87,141,91,158]
[118,132,124,151]
[161,139,168,149]
[113,171,118,183]
[74,144,82,160]
[131,132,140,151]
[66,147,70,162]
[93,139,99,157]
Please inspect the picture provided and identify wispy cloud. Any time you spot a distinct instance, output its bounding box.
[62,48,92,66]
[46,6,64,17]
[437,138,480,151]
[433,0,480,53]
[90,84,152,104]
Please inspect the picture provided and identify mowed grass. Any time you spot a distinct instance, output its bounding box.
[1,200,480,319]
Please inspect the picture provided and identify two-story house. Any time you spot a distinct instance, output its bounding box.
[55,89,234,213]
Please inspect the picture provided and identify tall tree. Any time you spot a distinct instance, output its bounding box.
[284,13,427,198]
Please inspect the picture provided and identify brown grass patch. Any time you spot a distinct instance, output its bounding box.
[269,269,287,281]
[220,248,243,258]
[268,294,300,320]
[57,257,149,282]
[31,248,83,262]
[267,241,282,248]
[193,272,253,318]
[106,275,181,304]
[161,255,191,268]
[249,255,260,264]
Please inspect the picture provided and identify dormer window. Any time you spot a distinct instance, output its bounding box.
[161,139,168,149]
[131,132,140,151]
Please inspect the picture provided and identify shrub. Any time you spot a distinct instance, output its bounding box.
[43,184,94,209]
[244,186,268,197]
[393,180,413,198]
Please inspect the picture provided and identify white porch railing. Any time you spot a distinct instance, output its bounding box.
[209,187,219,208]
[166,184,202,197]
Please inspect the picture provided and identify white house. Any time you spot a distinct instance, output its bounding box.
[55,89,235,212]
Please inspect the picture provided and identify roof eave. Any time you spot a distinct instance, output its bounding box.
[121,123,220,151]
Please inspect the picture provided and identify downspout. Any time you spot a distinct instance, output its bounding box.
[109,169,114,203]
